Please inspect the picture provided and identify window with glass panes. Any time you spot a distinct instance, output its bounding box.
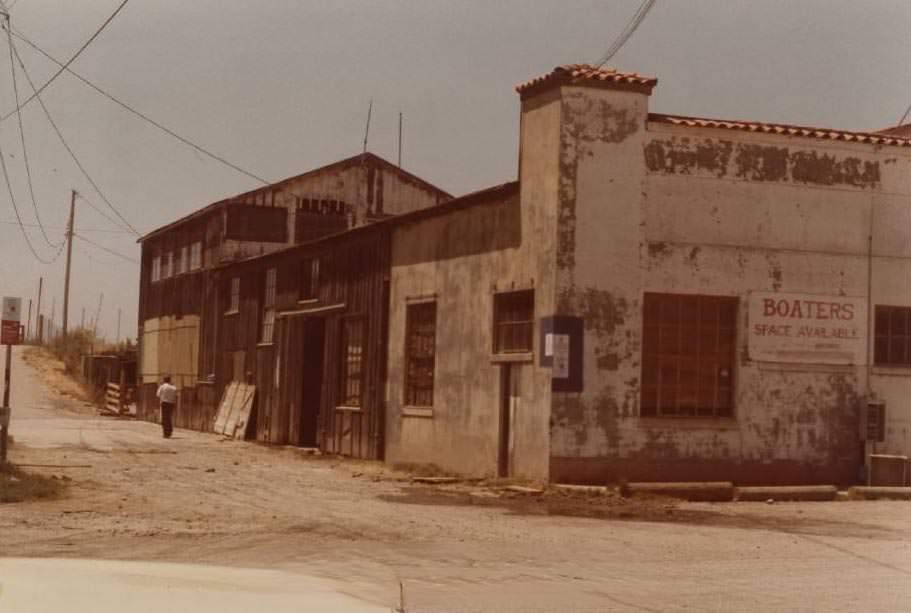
[339,317,365,407]
[226,277,240,313]
[493,290,534,353]
[260,268,277,343]
[300,257,320,300]
[189,242,202,270]
[640,293,737,418]
[874,305,911,366]
[404,301,436,407]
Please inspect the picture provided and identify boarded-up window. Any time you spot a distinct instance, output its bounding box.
[405,301,436,407]
[190,242,202,270]
[874,305,911,366]
[261,268,277,343]
[493,290,534,353]
[641,293,737,418]
[300,257,320,301]
[225,203,288,243]
[151,256,161,282]
[340,317,365,407]
[226,277,240,314]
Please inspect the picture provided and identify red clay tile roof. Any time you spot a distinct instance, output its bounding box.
[877,124,911,138]
[649,113,911,148]
[516,64,657,98]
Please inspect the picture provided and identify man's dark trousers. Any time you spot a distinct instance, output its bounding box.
[161,402,175,438]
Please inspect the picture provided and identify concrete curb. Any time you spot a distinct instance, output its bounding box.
[735,485,837,502]
[553,484,609,496]
[627,481,734,502]
[848,486,911,500]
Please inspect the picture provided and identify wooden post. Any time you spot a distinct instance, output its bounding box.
[1,344,11,462]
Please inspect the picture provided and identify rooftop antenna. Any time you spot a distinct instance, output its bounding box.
[362,99,373,154]
[398,111,403,168]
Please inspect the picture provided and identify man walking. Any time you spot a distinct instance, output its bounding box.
[156,376,178,438]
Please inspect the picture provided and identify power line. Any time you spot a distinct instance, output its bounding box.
[3,21,61,248]
[9,35,139,235]
[74,232,138,263]
[899,102,911,127]
[0,219,133,232]
[595,0,657,68]
[0,0,131,123]
[10,28,271,186]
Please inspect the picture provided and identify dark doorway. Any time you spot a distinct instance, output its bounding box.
[299,317,325,447]
[498,364,519,478]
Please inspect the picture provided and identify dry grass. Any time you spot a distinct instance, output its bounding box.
[0,462,67,503]
[23,346,92,405]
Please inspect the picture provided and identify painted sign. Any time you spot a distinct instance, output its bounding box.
[748,292,866,365]
[2,297,20,322]
[1,297,21,345]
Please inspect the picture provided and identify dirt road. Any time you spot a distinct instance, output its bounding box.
[2,347,910,612]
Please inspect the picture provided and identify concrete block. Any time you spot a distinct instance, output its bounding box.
[626,481,734,502]
[412,476,459,484]
[848,486,911,501]
[735,485,837,502]
[504,485,544,495]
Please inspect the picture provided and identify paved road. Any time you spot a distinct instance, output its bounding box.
[3,346,911,612]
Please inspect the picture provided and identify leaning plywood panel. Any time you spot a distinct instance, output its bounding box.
[213,382,240,435]
[223,383,255,438]
[231,385,256,440]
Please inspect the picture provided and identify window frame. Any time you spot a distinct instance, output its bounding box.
[226,277,240,315]
[299,257,320,302]
[338,316,366,408]
[175,246,188,275]
[640,292,737,419]
[874,305,911,367]
[404,300,437,408]
[189,241,203,271]
[260,267,277,344]
[151,255,161,282]
[161,252,173,279]
[493,289,535,354]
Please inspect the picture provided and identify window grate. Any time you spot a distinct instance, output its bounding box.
[405,302,436,407]
[640,293,737,418]
[494,290,534,354]
[340,317,365,406]
[874,305,911,366]
[260,268,277,343]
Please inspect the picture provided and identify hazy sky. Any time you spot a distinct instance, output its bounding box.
[0,0,908,340]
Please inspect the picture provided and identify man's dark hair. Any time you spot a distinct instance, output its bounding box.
[163,376,172,384]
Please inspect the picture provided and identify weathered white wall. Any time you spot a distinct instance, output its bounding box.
[384,90,562,481]
[547,80,911,484]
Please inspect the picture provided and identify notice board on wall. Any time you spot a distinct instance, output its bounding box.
[748,292,866,365]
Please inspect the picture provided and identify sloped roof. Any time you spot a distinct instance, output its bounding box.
[516,64,657,98]
[649,113,911,148]
[139,152,452,243]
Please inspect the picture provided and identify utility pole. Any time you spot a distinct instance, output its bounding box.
[116,308,121,344]
[81,307,85,330]
[92,293,103,338]
[35,277,42,344]
[26,299,31,341]
[62,190,75,338]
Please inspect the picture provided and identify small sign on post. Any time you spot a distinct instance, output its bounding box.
[0,296,19,461]
[1,297,21,345]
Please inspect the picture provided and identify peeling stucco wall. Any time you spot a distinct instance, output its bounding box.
[548,83,911,485]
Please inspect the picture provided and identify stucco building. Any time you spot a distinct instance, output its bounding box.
[137,64,911,486]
